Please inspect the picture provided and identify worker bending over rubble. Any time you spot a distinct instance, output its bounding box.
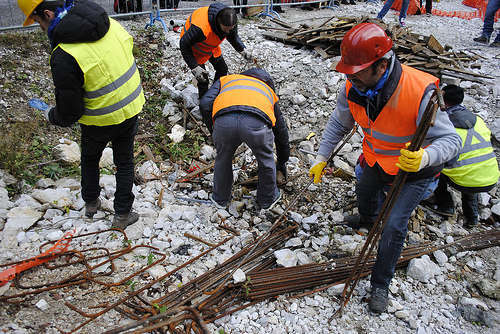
[422,84,499,228]
[309,23,461,313]
[200,68,289,210]
[18,0,144,229]
[180,2,255,101]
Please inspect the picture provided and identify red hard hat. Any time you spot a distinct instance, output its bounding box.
[336,23,393,74]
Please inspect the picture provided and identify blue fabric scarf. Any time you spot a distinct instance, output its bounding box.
[47,0,74,43]
[348,68,389,100]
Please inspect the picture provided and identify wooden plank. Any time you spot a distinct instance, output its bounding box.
[246,1,265,17]
[427,35,444,54]
[314,46,330,59]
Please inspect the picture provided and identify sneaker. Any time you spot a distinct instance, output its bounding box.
[259,190,282,210]
[341,0,349,4]
[473,35,490,44]
[420,199,454,217]
[112,212,139,230]
[210,194,228,210]
[399,18,406,27]
[349,0,356,4]
[369,287,389,313]
[85,198,101,218]
[344,214,372,230]
[490,40,500,47]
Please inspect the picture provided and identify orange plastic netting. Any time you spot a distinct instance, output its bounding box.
[387,0,499,21]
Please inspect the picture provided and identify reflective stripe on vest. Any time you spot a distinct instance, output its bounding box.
[212,74,278,126]
[347,65,438,175]
[442,117,499,187]
[54,19,144,126]
[180,7,223,64]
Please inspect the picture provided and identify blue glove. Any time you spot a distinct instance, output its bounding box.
[29,98,50,112]
[28,98,51,121]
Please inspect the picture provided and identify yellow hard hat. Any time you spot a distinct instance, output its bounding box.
[17,0,44,26]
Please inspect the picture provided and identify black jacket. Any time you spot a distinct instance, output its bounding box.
[199,68,290,165]
[179,2,245,70]
[47,0,109,127]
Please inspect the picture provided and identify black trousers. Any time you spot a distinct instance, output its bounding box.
[233,0,248,15]
[198,56,228,100]
[80,115,138,215]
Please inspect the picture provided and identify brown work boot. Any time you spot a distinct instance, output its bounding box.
[85,198,101,218]
[112,212,139,230]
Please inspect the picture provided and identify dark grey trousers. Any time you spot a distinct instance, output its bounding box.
[212,112,279,207]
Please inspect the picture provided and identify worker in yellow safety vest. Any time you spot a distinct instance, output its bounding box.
[18,0,145,229]
[180,2,254,101]
[421,84,499,228]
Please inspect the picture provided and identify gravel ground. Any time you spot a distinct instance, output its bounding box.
[1,1,499,333]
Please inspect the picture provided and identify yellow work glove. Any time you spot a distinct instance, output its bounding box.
[396,143,429,172]
[309,161,327,184]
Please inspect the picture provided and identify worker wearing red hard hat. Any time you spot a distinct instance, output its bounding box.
[309,23,461,313]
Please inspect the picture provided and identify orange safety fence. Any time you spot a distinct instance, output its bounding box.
[387,0,499,21]
[0,229,75,286]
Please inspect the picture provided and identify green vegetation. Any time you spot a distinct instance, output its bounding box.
[0,25,206,195]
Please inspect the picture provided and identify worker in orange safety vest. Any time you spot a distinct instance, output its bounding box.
[180,2,254,101]
[308,23,461,314]
[199,68,290,211]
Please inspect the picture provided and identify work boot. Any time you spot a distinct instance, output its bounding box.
[85,198,101,218]
[210,194,228,210]
[112,212,139,230]
[463,216,478,229]
[344,214,372,230]
[421,196,454,217]
[369,287,389,313]
[473,35,489,44]
[259,190,281,211]
[490,40,500,47]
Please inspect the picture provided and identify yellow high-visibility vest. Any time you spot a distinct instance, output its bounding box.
[53,19,144,126]
[442,116,499,187]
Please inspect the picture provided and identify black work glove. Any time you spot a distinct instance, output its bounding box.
[277,161,287,183]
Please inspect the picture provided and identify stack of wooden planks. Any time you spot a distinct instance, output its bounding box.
[261,16,493,83]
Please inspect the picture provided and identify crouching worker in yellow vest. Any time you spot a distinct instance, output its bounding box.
[421,84,499,228]
[18,0,145,229]
[199,68,290,210]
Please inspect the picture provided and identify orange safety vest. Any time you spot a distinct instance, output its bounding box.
[212,74,279,126]
[180,6,223,65]
[346,65,438,175]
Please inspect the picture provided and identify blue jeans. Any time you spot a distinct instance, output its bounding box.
[377,0,410,20]
[356,163,435,289]
[212,112,279,207]
[481,0,500,41]
[355,162,437,201]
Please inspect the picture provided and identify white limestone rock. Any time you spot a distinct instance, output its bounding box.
[53,140,80,163]
[233,268,246,284]
[31,188,73,209]
[99,147,114,169]
[274,249,298,267]
[137,160,161,181]
[407,255,441,283]
[167,124,186,143]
